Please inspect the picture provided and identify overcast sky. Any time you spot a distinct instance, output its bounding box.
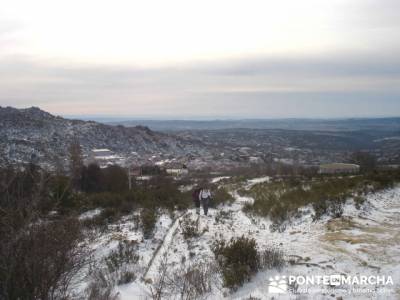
[1,0,400,118]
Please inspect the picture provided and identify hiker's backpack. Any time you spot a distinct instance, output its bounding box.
[192,188,201,201]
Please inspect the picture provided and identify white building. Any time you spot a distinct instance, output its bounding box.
[165,163,189,177]
[319,163,360,174]
[88,148,124,168]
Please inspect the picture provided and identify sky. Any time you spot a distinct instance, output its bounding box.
[0,0,400,119]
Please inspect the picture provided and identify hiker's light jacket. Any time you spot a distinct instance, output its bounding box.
[199,189,211,200]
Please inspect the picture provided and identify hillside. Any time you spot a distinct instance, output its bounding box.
[0,106,206,167]
[79,176,400,299]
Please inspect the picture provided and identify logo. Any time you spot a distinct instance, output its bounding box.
[267,274,393,295]
[268,275,288,294]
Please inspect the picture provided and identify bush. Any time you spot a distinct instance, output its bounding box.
[87,192,124,208]
[141,208,158,239]
[312,201,328,221]
[210,186,234,207]
[354,196,366,210]
[103,240,139,285]
[212,236,260,290]
[49,175,75,213]
[179,214,199,239]
[242,171,400,226]
[167,262,217,299]
[104,240,139,274]
[259,247,285,270]
[118,270,136,285]
[212,236,285,290]
[85,269,119,300]
[149,176,190,211]
[0,218,90,300]
[215,210,232,224]
[102,165,129,193]
[328,200,344,218]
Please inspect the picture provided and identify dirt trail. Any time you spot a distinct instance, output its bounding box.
[319,188,400,296]
[143,211,189,280]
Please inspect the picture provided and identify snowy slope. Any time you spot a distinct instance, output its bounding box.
[82,180,400,299]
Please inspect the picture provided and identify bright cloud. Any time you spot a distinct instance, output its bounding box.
[0,0,400,117]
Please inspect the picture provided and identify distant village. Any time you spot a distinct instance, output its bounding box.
[87,148,189,179]
[86,147,369,181]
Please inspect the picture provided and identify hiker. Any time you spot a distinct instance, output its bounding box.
[192,187,201,215]
[199,188,212,216]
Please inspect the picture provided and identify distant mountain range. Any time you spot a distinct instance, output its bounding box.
[2,106,399,167]
[0,107,205,167]
[107,117,400,132]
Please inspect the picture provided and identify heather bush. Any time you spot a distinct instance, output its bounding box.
[104,240,139,285]
[212,236,285,290]
[212,236,260,290]
[210,186,234,207]
[179,214,199,239]
[243,171,400,227]
[140,208,158,239]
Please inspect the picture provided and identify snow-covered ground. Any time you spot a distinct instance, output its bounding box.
[82,181,400,299]
[246,176,270,189]
[211,176,231,183]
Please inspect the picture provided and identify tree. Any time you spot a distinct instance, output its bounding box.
[350,151,377,173]
[103,165,128,193]
[69,138,84,190]
[0,165,90,300]
[50,175,74,213]
[1,218,90,300]
[81,163,104,193]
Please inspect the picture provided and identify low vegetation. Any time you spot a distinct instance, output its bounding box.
[179,214,200,240]
[103,240,139,285]
[0,160,191,299]
[140,208,158,239]
[212,236,284,290]
[0,164,91,299]
[242,170,400,229]
[1,141,398,299]
[210,185,234,207]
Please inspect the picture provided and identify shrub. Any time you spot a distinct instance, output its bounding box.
[215,210,232,224]
[242,172,400,226]
[102,165,129,193]
[150,176,190,211]
[354,196,366,210]
[49,175,75,213]
[104,240,139,274]
[88,193,124,208]
[100,207,120,223]
[81,163,104,193]
[327,200,344,218]
[212,236,260,290]
[118,270,136,285]
[312,201,328,221]
[103,240,139,285]
[85,269,119,300]
[259,247,285,270]
[0,218,90,300]
[167,262,217,299]
[141,208,158,239]
[210,186,234,207]
[179,214,199,239]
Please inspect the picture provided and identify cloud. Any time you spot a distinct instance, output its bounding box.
[203,53,400,78]
[1,0,400,117]
[0,49,399,117]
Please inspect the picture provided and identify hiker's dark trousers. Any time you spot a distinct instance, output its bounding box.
[194,198,200,214]
[201,197,209,215]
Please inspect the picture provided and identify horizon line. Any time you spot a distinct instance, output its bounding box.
[62,114,400,122]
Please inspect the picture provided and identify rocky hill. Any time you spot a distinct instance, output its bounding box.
[0,106,206,167]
